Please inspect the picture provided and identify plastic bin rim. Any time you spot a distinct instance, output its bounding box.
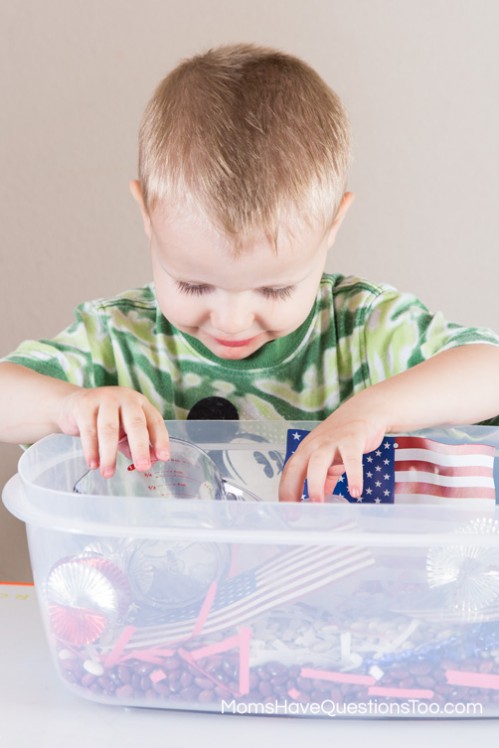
[4,472,499,548]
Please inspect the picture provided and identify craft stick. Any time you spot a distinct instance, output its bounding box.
[104,625,137,668]
[190,581,218,638]
[190,633,241,660]
[178,647,234,695]
[150,669,168,684]
[445,669,499,690]
[300,666,376,686]
[238,626,252,696]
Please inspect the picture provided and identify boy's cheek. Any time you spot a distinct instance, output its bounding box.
[155,291,202,326]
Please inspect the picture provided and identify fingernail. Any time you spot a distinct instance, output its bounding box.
[156,449,170,461]
[350,487,360,498]
[101,467,114,478]
[135,460,151,471]
[88,460,99,470]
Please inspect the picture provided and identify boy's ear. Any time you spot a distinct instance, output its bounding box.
[326,191,355,246]
[129,180,152,240]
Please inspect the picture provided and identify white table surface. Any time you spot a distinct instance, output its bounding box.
[2,582,499,748]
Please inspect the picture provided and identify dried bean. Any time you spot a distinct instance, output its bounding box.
[416,676,435,689]
[408,661,432,677]
[179,686,199,701]
[259,680,272,698]
[193,676,213,690]
[180,671,193,688]
[266,661,287,677]
[295,677,312,693]
[252,666,268,681]
[117,665,131,684]
[152,682,169,696]
[116,684,134,698]
[164,656,182,671]
[198,689,215,703]
[81,673,96,688]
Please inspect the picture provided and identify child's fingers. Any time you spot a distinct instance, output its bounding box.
[279,443,343,502]
[307,441,363,501]
[278,452,308,502]
[76,406,100,470]
[117,436,133,460]
[324,464,345,496]
[306,448,337,502]
[120,404,152,472]
[336,445,364,500]
[143,405,170,461]
[96,402,121,477]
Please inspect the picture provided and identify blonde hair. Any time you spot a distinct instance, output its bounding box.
[138,44,351,247]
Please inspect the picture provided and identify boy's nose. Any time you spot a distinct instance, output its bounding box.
[210,293,254,335]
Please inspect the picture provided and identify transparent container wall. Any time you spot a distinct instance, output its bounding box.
[6,421,499,717]
[25,514,499,717]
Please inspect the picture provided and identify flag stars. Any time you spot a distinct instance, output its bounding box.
[287,430,493,506]
[287,430,396,504]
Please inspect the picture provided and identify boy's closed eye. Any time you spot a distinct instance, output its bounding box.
[175,280,295,301]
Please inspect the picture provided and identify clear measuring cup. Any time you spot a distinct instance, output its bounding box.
[73,437,260,501]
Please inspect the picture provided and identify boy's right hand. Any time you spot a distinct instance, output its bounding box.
[56,386,170,478]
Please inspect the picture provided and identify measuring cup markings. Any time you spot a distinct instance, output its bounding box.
[73,437,263,502]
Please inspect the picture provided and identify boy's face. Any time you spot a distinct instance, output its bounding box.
[131,182,353,361]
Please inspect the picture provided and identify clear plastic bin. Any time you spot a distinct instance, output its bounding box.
[3,420,499,720]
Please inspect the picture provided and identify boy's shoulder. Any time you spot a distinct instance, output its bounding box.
[78,284,157,316]
[322,273,398,306]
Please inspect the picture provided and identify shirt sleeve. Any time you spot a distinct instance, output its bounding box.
[362,286,499,385]
[0,301,117,388]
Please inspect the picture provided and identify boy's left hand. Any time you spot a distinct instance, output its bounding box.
[279,345,499,502]
[278,397,386,502]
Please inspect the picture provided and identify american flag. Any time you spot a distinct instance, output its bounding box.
[285,430,496,503]
[117,524,373,653]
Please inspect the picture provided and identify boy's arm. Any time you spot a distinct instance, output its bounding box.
[279,344,499,502]
[0,362,170,476]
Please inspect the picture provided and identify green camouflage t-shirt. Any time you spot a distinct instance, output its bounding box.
[4,274,499,423]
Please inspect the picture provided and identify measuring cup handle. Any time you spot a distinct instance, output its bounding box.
[222,480,261,502]
[2,473,25,517]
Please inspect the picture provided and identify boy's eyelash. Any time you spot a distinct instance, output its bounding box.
[176,281,213,296]
[176,281,294,300]
[259,286,294,300]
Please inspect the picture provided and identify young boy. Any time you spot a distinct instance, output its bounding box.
[1,43,499,503]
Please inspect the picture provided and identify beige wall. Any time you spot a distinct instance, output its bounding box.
[1,0,499,580]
